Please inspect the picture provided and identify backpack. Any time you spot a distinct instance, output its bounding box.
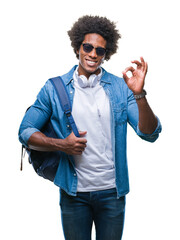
[20,76,79,182]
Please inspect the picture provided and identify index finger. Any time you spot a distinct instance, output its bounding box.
[78,138,87,144]
[140,56,145,63]
[131,60,142,67]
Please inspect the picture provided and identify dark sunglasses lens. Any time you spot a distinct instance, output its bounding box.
[82,44,106,56]
[83,44,93,53]
[96,47,106,56]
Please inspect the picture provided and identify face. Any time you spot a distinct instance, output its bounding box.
[77,33,107,78]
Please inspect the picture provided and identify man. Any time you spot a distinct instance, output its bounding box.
[18,15,162,240]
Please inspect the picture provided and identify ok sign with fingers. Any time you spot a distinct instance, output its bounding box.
[122,57,148,95]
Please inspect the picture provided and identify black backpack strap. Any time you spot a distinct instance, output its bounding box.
[50,76,80,137]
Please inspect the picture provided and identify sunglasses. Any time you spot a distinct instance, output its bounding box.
[82,43,106,56]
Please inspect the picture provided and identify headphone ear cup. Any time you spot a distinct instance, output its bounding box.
[76,71,100,88]
[78,75,88,87]
[89,74,98,87]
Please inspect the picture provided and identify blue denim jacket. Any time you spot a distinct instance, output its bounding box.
[18,66,162,197]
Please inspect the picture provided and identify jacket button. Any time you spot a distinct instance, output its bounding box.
[74,173,76,177]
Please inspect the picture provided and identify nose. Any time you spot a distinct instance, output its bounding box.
[89,48,97,58]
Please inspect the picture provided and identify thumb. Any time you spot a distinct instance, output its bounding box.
[78,131,87,137]
[122,71,128,82]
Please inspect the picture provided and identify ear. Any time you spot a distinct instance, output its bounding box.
[101,56,105,64]
[76,49,80,59]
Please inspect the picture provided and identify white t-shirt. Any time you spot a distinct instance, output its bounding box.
[72,67,116,192]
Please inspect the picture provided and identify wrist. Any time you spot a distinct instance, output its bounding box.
[133,89,147,100]
[52,138,66,152]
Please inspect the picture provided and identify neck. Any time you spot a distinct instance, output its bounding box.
[78,65,101,78]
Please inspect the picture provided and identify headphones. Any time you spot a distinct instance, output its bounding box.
[77,74,99,88]
[75,68,102,88]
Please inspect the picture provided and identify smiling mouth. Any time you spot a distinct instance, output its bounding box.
[86,59,97,67]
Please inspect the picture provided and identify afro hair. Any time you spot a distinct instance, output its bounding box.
[68,15,121,61]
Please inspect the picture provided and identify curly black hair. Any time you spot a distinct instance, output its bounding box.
[68,15,121,61]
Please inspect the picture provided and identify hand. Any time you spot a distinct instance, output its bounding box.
[122,57,148,94]
[62,131,87,155]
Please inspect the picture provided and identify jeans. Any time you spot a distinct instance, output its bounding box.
[60,188,126,240]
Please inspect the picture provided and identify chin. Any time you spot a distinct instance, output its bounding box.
[86,66,100,74]
[79,61,100,77]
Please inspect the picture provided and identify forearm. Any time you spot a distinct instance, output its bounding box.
[27,132,65,152]
[136,97,158,134]
[27,131,87,155]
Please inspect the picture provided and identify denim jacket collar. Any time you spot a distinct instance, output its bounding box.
[63,65,111,86]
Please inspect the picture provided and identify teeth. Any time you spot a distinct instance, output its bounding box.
[87,60,96,66]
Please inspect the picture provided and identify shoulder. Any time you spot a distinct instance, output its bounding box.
[101,68,133,102]
[61,65,77,84]
[102,68,128,89]
[41,65,77,93]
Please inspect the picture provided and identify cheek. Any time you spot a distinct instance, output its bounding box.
[78,52,86,65]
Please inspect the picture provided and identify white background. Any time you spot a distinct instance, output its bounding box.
[1,0,179,239]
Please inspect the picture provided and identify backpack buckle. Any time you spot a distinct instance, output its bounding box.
[65,110,71,117]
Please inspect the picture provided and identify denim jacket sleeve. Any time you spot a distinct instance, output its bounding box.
[127,88,162,142]
[18,81,52,147]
